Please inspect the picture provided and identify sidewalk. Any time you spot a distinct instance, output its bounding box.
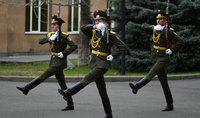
[0,53,78,63]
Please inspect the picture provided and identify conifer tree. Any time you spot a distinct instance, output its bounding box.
[111,0,200,72]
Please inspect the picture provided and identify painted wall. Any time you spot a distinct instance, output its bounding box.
[0,0,107,54]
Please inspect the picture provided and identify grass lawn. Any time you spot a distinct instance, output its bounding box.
[0,59,199,76]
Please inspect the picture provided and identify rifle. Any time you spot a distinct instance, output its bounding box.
[107,0,111,54]
[165,0,170,49]
[57,1,65,51]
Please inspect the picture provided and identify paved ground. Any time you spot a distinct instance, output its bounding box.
[0,79,200,118]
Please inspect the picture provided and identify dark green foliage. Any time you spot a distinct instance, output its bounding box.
[111,0,200,72]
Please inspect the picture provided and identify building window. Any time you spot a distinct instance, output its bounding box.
[25,0,49,34]
[68,0,81,34]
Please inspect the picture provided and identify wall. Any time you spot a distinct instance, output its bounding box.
[90,0,107,12]
[0,0,108,55]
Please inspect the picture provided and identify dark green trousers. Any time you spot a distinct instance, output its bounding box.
[39,67,67,90]
[80,68,112,115]
[146,60,173,105]
[80,68,108,99]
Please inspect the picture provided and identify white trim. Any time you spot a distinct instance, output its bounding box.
[26,0,49,33]
[25,31,48,35]
[67,31,80,34]
[38,0,41,32]
[47,0,49,32]
[68,0,81,33]
[30,0,32,32]
[78,0,81,32]
[71,2,74,32]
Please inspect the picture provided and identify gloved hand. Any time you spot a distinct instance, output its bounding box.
[58,52,64,58]
[96,23,105,31]
[107,55,114,61]
[154,25,164,31]
[166,49,172,55]
[49,32,58,41]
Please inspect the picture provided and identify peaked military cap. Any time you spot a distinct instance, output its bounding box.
[94,10,107,21]
[156,9,166,19]
[51,15,65,25]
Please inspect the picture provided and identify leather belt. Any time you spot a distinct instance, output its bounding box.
[92,50,108,56]
[51,52,58,56]
[153,45,167,50]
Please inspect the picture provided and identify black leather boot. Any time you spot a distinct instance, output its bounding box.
[162,104,174,111]
[104,114,113,118]
[16,78,41,95]
[58,82,84,98]
[129,77,150,94]
[102,99,113,118]
[61,96,74,111]
[159,79,174,111]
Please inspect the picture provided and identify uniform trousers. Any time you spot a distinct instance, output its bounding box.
[80,68,109,100]
[146,59,173,105]
[38,67,67,90]
[79,68,112,115]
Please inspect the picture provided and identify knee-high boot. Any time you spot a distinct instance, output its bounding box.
[129,77,150,94]
[16,78,41,95]
[102,99,113,118]
[58,82,84,98]
[162,92,173,111]
[62,96,74,111]
[161,87,173,111]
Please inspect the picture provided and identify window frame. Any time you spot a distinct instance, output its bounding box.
[67,0,81,34]
[25,0,49,34]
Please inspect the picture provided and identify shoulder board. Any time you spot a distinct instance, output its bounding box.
[62,32,69,36]
[47,32,54,38]
[170,28,174,31]
[111,31,116,34]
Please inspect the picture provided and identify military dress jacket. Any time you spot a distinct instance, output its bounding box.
[81,24,127,69]
[141,23,184,63]
[39,32,77,69]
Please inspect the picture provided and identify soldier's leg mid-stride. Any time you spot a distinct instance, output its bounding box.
[129,9,184,112]
[16,15,77,111]
[16,67,74,111]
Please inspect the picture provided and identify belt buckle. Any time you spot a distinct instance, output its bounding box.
[97,50,100,56]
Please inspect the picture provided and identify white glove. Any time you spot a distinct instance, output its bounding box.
[166,49,172,55]
[58,52,64,58]
[154,25,164,31]
[107,55,114,61]
[49,32,58,41]
[96,23,105,31]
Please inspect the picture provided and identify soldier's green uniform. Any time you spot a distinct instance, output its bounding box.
[16,15,77,111]
[129,10,184,111]
[58,10,127,118]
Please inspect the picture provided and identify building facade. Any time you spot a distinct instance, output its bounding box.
[0,0,107,55]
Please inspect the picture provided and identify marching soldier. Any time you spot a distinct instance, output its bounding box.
[16,15,77,111]
[58,10,127,118]
[129,10,184,111]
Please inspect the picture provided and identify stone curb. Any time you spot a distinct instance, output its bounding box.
[0,74,200,82]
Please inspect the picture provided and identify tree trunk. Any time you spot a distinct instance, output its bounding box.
[78,0,90,66]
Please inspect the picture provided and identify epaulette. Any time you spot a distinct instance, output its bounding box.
[47,32,54,38]
[170,28,174,31]
[62,32,71,41]
[62,32,69,36]
[111,31,116,34]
